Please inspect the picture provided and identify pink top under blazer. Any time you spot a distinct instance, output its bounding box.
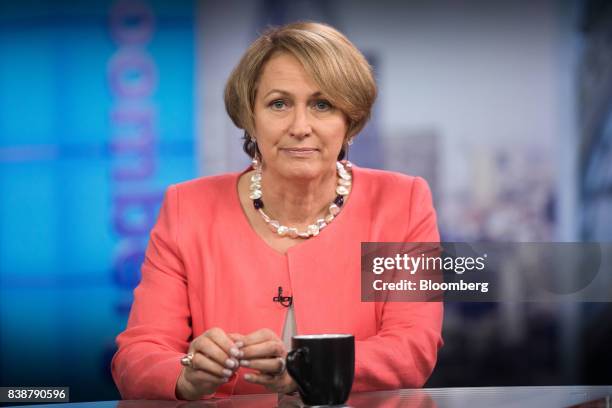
[111,165,444,400]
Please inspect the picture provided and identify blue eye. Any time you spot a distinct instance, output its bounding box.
[270,100,286,110]
[314,100,332,111]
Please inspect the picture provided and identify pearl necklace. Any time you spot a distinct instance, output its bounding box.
[249,159,353,238]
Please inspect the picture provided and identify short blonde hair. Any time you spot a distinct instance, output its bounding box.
[224,21,377,159]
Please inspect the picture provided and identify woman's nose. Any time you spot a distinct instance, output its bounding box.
[288,107,312,138]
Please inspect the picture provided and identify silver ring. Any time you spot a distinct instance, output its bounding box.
[180,352,194,368]
[274,357,286,376]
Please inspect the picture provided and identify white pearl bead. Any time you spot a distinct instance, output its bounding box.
[307,224,320,236]
[268,220,280,232]
[325,214,335,223]
[335,186,349,196]
[329,204,340,215]
[287,227,299,238]
[251,173,262,182]
[338,178,351,186]
[277,225,289,236]
[249,190,262,199]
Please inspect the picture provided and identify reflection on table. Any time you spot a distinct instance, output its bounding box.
[11,386,612,408]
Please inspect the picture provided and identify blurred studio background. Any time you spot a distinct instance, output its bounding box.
[1,0,611,402]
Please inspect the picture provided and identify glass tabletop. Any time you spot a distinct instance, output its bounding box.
[10,386,612,408]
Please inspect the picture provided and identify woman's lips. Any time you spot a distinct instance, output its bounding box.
[281,148,318,156]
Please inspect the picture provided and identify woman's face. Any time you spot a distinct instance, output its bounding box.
[252,52,348,180]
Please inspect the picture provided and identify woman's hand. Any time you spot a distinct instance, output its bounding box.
[233,329,297,394]
[175,327,243,400]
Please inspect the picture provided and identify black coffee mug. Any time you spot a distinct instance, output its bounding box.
[286,334,355,406]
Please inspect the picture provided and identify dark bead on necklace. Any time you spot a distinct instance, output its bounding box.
[253,198,264,209]
[334,195,344,207]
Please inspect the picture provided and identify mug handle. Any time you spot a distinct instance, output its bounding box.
[286,347,312,395]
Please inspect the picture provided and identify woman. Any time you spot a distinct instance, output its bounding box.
[112,21,443,400]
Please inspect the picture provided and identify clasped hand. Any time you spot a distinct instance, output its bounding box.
[176,327,296,400]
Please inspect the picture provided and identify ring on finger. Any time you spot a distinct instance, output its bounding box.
[180,352,195,368]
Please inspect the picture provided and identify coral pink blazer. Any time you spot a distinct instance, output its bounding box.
[112,166,443,400]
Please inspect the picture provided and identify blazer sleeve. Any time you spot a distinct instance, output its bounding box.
[353,177,444,391]
[111,185,192,400]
